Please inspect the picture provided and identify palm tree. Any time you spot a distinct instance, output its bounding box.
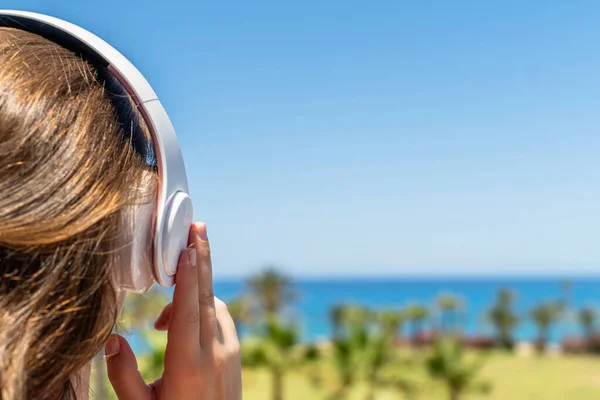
[346,307,405,400]
[404,304,430,345]
[246,267,297,317]
[242,318,301,400]
[343,305,371,329]
[436,293,464,335]
[578,306,597,344]
[363,333,393,400]
[227,296,251,338]
[302,344,323,389]
[377,309,405,343]
[530,301,563,354]
[330,304,347,339]
[486,289,519,350]
[327,304,372,399]
[332,306,395,400]
[426,337,488,400]
[328,305,407,400]
[330,337,356,399]
[327,305,362,399]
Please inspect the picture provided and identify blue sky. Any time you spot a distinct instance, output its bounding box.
[4,1,600,277]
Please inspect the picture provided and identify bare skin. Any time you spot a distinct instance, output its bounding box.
[104,222,242,400]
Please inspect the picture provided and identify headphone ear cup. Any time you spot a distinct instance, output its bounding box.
[154,191,193,286]
[114,201,156,293]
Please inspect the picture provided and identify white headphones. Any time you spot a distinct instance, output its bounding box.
[0,10,194,292]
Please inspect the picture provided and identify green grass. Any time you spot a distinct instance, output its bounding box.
[478,353,600,400]
[241,352,600,400]
[94,350,600,399]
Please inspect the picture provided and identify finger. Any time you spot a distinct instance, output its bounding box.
[166,247,200,361]
[154,303,173,331]
[192,222,219,347]
[215,299,242,400]
[105,335,152,400]
[215,297,238,345]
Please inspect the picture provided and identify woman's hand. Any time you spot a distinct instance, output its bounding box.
[105,222,242,400]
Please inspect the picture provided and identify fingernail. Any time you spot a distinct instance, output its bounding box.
[188,248,197,267]
[104,336,121,357]
[194,222,208,241]
[105,335,120,356]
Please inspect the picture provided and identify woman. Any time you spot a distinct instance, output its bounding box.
[0,26,241,400]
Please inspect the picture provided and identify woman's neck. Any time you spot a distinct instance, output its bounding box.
[76,361,92,400]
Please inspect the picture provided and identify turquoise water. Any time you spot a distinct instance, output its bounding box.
[128,277,600,353]
[212,278,599,343]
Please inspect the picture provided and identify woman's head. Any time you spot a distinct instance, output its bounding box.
[0,27,155,399]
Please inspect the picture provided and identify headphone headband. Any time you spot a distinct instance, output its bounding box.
[0,10,193,288]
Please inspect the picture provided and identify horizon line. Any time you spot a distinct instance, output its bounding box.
[213,273,600,281]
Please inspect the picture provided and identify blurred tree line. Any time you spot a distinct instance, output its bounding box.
[104,272,600,400]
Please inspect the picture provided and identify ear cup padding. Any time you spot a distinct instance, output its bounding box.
[118,201,156,292]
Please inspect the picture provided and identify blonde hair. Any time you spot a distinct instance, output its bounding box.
[0,27,155,399]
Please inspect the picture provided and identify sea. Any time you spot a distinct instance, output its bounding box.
[213,277,600,344]
[127,277,600,353]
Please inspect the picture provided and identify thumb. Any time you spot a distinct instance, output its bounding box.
[154,302,173,331]
[105,334,153,400]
